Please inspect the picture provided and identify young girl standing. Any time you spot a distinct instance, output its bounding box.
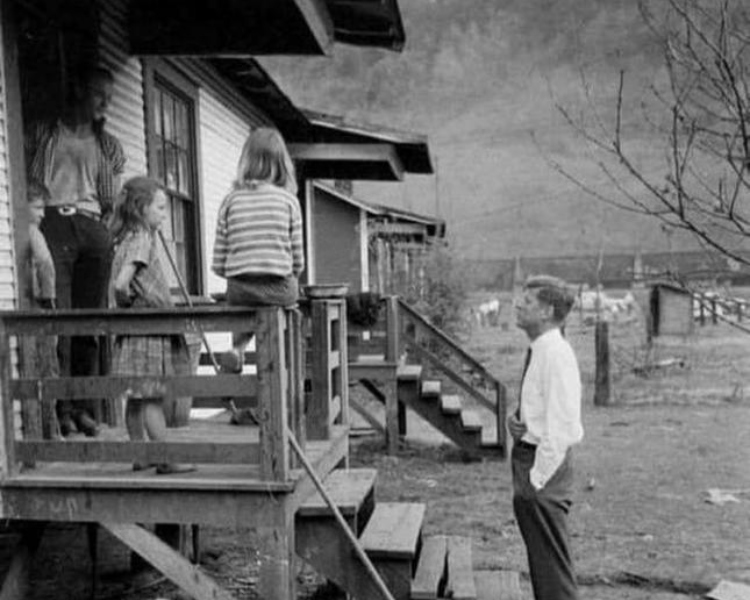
[212,127,305,373]
[109,176,195,474]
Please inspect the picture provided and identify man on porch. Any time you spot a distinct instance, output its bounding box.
[26,65,125,437]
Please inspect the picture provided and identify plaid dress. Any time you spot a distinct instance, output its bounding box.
[110,228,190,382]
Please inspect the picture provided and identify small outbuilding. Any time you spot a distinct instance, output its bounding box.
[649,282,694,336]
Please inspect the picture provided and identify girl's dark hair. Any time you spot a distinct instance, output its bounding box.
[27,180,50,203]
[109,176,164,243]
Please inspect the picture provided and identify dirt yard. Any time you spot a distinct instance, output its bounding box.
[16,293,750,599]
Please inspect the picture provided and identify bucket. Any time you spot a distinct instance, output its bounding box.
[164,333,202,428]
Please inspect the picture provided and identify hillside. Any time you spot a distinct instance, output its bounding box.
[260,0,704,260]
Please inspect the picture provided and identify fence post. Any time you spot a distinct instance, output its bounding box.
[593,321,611,407]
[257,308,289,482]
[384,297,400,454]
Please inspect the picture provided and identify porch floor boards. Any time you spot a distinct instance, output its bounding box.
[1,420,350,527]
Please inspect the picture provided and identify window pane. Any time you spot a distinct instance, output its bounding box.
[165,144,178,192]
[154,143,165,184]
[177,149,190,196]
[175,100,189,149]
[154,90,163,136]
[162,95,174,141]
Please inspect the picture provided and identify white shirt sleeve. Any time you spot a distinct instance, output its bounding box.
[530,345,582,490]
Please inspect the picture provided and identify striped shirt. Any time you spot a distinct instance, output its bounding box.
[26,120,125,215]
[212,183,305,279]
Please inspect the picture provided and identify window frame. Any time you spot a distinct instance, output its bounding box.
[142,58,204,296]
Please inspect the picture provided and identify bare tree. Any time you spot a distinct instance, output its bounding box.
[552,0,750,267]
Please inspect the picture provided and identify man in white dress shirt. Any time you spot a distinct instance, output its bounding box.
[507,275,583,600]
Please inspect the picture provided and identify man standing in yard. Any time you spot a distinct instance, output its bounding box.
[507,275,583,600]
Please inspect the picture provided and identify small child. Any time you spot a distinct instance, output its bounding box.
[26,181,56,310]
[23,181,60,439]
[212,127,305,374]
[109,176,195,474]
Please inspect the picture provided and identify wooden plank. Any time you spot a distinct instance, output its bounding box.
[411,535,448,600]
[0,318,15,481]
[397,364,422,381]
[308,300,332,440]
[16,440,259,465]
[0,306,260,336]
[11,374,257,402]
[474,570,522,600]
[297,468,377,517]
[461,411,483,432]
[257,500,296,600]
[360,502,425,559]
[421,380,441,398]
[446,536,476,600]
[441,395,462,415]
[0,522,45,600]
[102,522,237,600]
[350,398,385,434]
[256,309,289,481]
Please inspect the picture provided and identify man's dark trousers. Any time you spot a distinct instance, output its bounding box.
[512,441,578,600]
[41,208,111,430]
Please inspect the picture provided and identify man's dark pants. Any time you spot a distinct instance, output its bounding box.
[40,208,111,432]
[512,441,578,600]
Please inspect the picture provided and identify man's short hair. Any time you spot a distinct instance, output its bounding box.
[524,275,576,322]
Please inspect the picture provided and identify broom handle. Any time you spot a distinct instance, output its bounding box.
[158,230,222,373]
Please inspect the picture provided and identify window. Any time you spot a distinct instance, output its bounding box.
[144,61,202,295]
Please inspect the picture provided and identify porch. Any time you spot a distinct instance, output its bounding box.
[0,298,349,600]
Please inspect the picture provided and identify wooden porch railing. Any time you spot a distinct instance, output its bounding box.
[347,296,507,453]
[0,305,309,483]
[397,299,507,452]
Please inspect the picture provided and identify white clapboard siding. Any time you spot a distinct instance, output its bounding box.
[98,0,148,179]
[0,21,16,310]
[198,87,261,296]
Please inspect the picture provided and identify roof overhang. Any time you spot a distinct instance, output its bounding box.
[129,0,404,56]
[290,143,405,180]
[291,110,434,181]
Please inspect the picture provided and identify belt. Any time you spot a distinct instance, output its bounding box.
[516,440,537,451]
[54,205,102,222]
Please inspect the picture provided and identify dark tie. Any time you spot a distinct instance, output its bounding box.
[515,348,532,419]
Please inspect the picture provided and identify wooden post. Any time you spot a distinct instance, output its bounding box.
[308,300,332,441]
[699,298,706,326]
[738,301,744,323]
[257,501,296,600]
[335,300,349,431]
[286,309,305,466]
[257,308,289,482]
[495,382,507,458]
[0,319,17,481]
[384,297,400,454]
[711,298,718,325]
[0,522,46,600]
[593,321,611,407]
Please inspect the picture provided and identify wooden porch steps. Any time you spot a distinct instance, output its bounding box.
[473,570,524,600]
[412,534,476,600]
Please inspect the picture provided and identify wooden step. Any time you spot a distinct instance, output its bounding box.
[461,410,483,432]
[397,364,423,381]
[446,536,476,600]
[421,380,441,399]
[440,394,461,415]
[297,468,377,519]
[360,502,425,560]
[411,535,447,600]
[474,570,522,600]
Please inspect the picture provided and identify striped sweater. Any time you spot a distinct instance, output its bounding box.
[212,183,305,279]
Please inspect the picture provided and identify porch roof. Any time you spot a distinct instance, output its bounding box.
[129,0,405,56]
[289,110,434,181]
[313,182,446,238]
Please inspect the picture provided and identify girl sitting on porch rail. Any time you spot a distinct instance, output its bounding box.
[109,176,195,475]
[212,127,305,374]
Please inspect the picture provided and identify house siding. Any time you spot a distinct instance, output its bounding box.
[0,14,15,310]
[196,87,260,295]
[98,0,148,179]
[313,188,362,292]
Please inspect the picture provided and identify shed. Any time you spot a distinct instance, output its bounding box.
[649,282,694,336]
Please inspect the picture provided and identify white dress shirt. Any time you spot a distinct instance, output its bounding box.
[520,327,584,490]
